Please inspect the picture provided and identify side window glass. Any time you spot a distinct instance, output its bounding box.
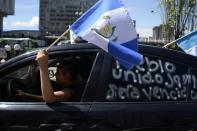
[106,55,190,102]
[0,63,38,102]
[2,66,29,79]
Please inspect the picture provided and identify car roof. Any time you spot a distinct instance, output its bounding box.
[1,43,197,70]
[0,43,98,67]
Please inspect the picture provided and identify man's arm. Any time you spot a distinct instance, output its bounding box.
[16,88,73,102]
[36,50,72,103]
[39,67,73,103]
[36,50,57,103]
[24,93,43,101]
[16,89,43,101]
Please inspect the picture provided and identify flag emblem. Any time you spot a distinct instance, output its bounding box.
[92,15,117,42]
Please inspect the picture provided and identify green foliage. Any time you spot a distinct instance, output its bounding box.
[30,41,38,48]
[189,0,196,7]
[160,0,197,46]
[102,15,111,20]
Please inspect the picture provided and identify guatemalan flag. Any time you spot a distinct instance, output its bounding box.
[176,30,197,56]
[70,0,143,69]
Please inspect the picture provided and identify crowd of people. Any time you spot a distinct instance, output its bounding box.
[0,43,22,63]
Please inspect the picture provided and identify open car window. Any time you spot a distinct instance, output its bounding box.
[0,52,97,102]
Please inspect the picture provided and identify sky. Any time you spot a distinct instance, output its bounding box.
[3,0,162,37]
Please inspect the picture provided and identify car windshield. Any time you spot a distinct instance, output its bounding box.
[3,66,29,79]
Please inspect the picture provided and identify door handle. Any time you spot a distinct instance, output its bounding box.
[39,123,75,130]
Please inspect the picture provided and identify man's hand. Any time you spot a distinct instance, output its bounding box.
[16,89,26,96]
[16,89,44,101]
[35,50,48,68]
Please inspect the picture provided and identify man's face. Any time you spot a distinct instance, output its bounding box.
[55,65,70,86]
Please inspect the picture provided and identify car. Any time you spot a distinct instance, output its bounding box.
[0,43,197,131]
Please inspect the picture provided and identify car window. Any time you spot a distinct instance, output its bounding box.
[0,52,97,102]
[2,66,29,79]
[105,54,191,102]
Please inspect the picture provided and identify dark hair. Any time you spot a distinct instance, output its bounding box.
[78,56,93,80]
[58,59,79,82]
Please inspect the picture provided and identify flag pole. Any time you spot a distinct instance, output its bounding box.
[46,28,70,51]
[162,39,176,48]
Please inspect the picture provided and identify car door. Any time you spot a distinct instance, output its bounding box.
[0,46,98,130]
[84,45,197,131]
[0,102,91,130]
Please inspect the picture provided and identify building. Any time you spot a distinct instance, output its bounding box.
[0,0,15,37]
[153,25,164,40]
[153,24,174,41]
[3,30,40,38]
[39,0,97,37]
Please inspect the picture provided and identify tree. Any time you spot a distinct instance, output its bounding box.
[160,0,197,44]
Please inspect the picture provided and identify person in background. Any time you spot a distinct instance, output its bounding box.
[16,50,79,103]
[0,47,7,63]
[0,58,6,63]
[14,43,21,56]
[4,44,11,59]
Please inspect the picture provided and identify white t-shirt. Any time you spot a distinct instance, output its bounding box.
[4,45,11,52]
[14,44,21,51]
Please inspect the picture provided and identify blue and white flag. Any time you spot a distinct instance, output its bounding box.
[176,30,197,56]
[70,0,143,69]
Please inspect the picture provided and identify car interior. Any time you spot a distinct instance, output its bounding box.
[0,53,96,102]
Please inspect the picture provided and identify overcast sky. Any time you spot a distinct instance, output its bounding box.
[3,0,162,37]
